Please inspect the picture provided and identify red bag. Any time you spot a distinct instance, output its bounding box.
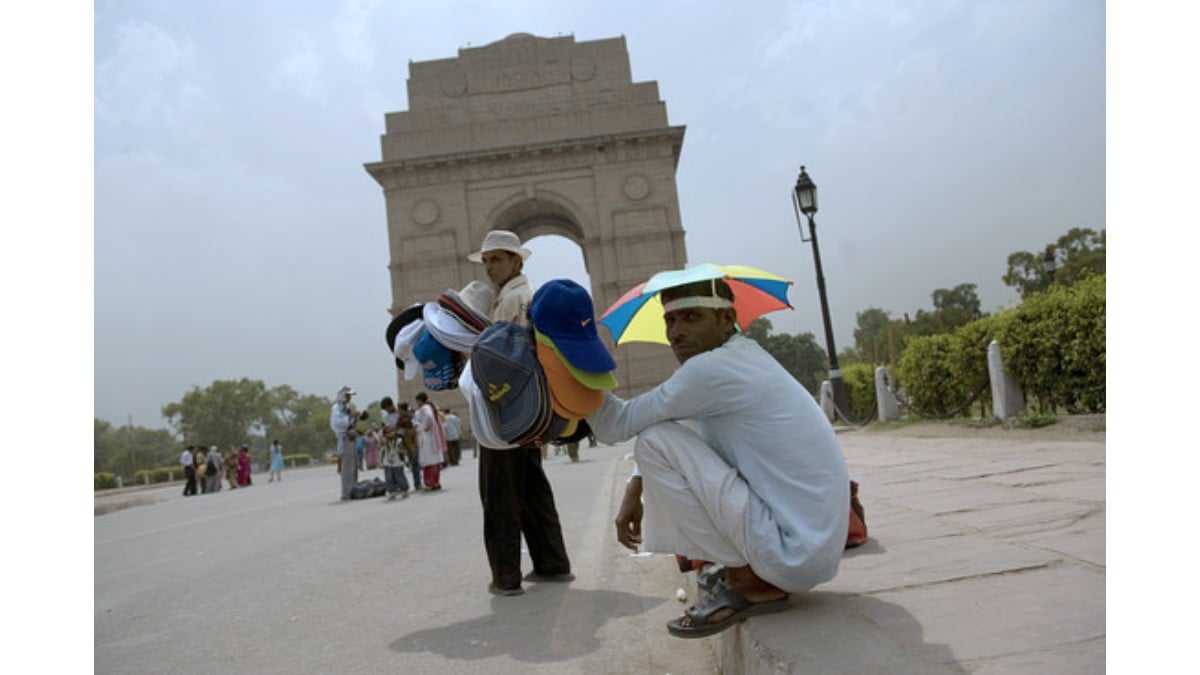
[846,480,868,548]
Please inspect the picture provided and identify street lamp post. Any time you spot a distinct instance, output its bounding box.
[792,165,849,420]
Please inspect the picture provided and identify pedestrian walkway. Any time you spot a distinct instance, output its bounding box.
[709,418,1105,674]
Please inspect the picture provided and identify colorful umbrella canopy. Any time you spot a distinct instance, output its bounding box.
[598,263,794,345]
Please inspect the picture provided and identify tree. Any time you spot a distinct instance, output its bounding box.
[94,418,180,479]
[742,318,828,395]
[1003,227,1105,299]
[852,308,892,364]
[910,283,984,336]
[271,392,337,460]
[161,378,272,450]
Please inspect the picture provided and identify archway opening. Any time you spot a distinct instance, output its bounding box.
[522,234,593,303]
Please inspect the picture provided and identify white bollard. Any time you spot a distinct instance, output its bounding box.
[988,340,1026,420]
[875,366,900,421]
[819,380,835,423]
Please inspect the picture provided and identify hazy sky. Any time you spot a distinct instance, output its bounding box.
[92,0,1105,430]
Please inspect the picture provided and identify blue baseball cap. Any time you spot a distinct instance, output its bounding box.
[528,279,616,373]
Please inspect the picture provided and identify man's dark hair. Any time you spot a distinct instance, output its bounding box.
[380,396,394,407]
[415,392,428,403]
[659,278,735,305]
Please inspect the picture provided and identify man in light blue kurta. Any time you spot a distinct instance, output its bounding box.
[588,278,849,637]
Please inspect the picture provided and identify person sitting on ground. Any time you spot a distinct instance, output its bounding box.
[588,278,850,639]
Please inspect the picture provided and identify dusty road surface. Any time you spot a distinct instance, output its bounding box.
[95,441,717,674]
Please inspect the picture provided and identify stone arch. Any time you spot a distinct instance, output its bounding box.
[365,33,688,405]
[485,190,588,248]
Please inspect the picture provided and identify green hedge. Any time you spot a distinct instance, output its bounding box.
[95,472,118,491]
[283,453,315,465]
[896,314,995,419]
[133,467,182,485]
[896,275,1104,418]
[993,275,1105,413]
[841,362,878,422]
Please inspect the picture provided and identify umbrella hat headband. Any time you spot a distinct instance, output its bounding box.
[599,263,794,346]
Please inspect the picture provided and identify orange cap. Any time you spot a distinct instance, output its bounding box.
[535,341,603,419]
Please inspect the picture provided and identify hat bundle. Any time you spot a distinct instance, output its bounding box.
[412,327,462,391]
[423,302,480,355]
[470,322,568,446]
[527,280,618,419]
[385,304,426,372]
[437,280,494,335]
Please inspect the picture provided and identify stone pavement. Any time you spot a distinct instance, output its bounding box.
[712,416,1105,674]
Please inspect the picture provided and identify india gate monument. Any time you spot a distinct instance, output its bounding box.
[365,33,689,408]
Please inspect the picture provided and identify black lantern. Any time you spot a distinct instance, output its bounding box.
[793,165,818,217]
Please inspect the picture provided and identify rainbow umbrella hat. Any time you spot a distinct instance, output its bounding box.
[598,263,794,345]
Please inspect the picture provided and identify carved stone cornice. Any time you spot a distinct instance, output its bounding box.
[364,126,686,191]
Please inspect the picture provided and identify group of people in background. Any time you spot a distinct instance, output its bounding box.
[330,385,464,501]
[179,443,257,497]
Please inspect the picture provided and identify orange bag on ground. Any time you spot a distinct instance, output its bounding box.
[846,480,868,548]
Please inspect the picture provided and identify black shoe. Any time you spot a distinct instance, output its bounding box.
[488,583,524,597]
[523,572,575,583]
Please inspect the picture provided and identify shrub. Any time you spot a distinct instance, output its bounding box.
[896,329,990,418]
[840,362,878,422]
[133,467,181,485]
[993,275,1105,413]
[95,473,118,491]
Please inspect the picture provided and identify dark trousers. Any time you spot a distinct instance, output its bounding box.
[383,465,409,494]
[447,440,462,466]
[183,466,197,496]
[478,444,571,589]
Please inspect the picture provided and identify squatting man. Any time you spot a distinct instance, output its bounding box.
[587,278,849,638]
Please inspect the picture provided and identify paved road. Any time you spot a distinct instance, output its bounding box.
[95,442,717,674]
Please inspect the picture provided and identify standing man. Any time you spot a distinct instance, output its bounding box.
[442,408,463,466]
[330,385,358,501]
[590,278,850,639]
[180,445,197,497]
[467,229,572,596]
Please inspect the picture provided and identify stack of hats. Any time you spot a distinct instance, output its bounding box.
[528,279,618,422]
[437,280,493,333]
[385,281,497,392]
[470,322,568,446]
[424,280,495,353]
[469,279,617,447]
[385,303,426,375]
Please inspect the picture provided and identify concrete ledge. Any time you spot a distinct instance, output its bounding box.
[711,419,1105,674]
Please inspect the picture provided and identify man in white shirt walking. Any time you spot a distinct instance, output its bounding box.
[180,445,197,497]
